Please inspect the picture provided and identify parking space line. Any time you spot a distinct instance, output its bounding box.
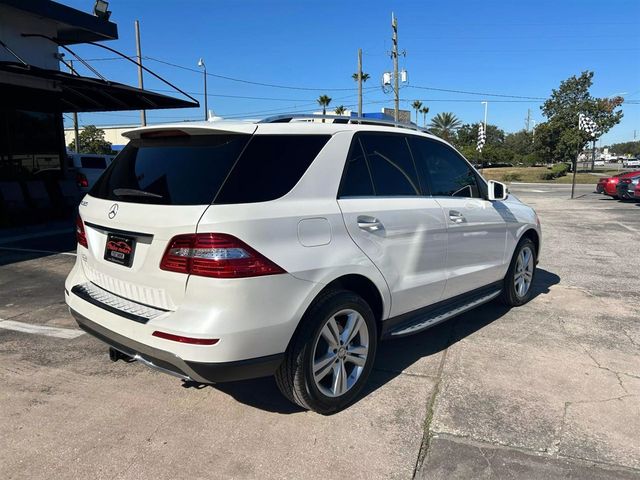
[614,222,639,234]
[0,247,76,256]
[0,320,84,339]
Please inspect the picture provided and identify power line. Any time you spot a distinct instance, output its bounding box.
[144,56,376,92]
[407,85,545,100]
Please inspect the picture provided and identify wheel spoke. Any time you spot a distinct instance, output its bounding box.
[345,353,366,367]
[341,312,363,346]
[347,344,367,356]
[321,318,340,349]
[331,361,348,396]
[313,352,337,381]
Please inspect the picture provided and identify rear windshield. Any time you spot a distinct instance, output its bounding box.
[90,133,330,205]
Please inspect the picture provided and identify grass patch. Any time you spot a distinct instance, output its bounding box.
[479,166,601,184]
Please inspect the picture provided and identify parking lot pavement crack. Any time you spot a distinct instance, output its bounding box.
[558,317,631,396]
[550,401,571,456]
[621,329,639,350]
[372,367,437,379]
[430,432,640,476]
[411,322,455,478]
[476,445,495,477]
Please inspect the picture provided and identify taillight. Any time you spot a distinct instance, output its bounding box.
[76,215,88,248]
[76,172,88,188]
[160,233,285,278]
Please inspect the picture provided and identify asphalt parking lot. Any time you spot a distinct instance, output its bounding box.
[1,183,638,480]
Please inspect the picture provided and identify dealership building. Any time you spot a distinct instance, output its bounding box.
[0,0,196,226]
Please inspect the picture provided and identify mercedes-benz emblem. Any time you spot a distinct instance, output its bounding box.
[108,203,119,219]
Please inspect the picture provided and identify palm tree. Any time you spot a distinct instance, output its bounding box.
[351,72,371,83]
[411,100,423,124]
[317,94,332,122]
[334,105,347,115]
[428,112,462,141]
[420,106,430,127]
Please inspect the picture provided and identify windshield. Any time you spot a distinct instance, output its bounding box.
[90,134,250,205]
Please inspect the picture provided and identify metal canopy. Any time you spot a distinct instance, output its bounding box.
[0,62,199,113]
[0,0,118,45]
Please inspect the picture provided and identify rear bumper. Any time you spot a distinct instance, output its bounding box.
[71,308,284,383]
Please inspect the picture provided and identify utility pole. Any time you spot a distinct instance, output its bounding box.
[198,58,208,120]
[68,60,80,153]
[526,108,531,132]
[135,20,146,126]
[357,48,363,117]
[392,13,399,122]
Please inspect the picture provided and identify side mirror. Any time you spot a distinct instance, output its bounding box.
[487,180,508,201]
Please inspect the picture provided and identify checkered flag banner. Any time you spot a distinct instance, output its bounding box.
[579,113,598,137]
[477,123,486,152]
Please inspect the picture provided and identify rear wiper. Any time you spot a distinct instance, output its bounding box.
[112,188,163,199]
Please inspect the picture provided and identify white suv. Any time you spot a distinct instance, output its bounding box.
[65,115,541,413]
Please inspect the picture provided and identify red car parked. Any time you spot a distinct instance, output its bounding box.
[601,170,640,198]
[635,181,640,200]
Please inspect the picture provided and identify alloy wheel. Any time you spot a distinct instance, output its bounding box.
[311,309,370,398]
[514,246,534,297]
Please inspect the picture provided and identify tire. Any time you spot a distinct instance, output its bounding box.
[500,237,537,307]
[275,289,377,414]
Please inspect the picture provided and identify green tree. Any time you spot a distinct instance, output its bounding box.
[607,141,640,157]
[351,72,370,83]
[316,94,332,122]
[334,105,347,115]
[411,100,423,124]
[419,106,430,127]
[536,71,623,164]
[428,112,462,142]
[68,125,113,154]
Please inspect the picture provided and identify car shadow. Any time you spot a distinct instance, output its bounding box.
[202,268,560,415]
[0,228,76,266]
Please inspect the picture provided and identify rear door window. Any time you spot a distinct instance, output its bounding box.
[214,134,330,204]
[90,134,250,205]
[339,139,375,197]
[81,156,107,169]
[358,133,421,196]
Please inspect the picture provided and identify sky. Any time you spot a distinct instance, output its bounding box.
[61,0,640,145]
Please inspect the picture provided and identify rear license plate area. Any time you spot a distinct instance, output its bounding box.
[104,234,136,267]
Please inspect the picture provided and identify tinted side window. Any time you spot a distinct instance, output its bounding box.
[339,139,374,197]
[81,156,107,169]
[359,134,420,196]
[409,138,479,198]
[215,135,330,204]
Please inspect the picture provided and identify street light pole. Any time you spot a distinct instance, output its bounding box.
[481,101,488,132]
[198,58,208,120]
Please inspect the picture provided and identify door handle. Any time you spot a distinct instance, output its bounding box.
[357,216,384,232]
[449,210,467,224]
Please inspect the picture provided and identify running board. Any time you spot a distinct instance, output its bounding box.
[382,284,502,339]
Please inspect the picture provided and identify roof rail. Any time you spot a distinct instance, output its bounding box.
[259,114,426,132]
